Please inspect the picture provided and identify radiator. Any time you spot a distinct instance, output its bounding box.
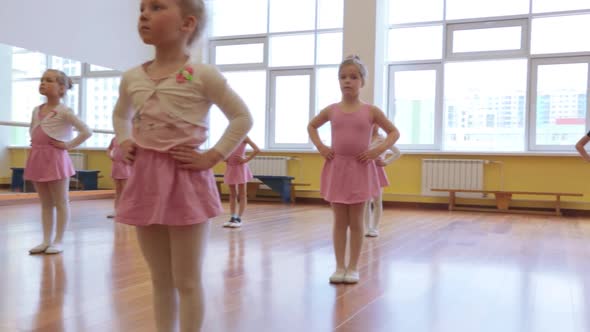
[421,159,485,198]
[248,156,290,176]
[68,152,87,170]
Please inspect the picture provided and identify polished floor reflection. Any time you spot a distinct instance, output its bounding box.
[1,200,590,331]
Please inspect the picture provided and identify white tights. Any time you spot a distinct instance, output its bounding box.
[364,190,383,233]
[136,222,209,332]
[34,179,70,245]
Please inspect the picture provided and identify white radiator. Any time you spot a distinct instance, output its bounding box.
[68,152,87,170]
[248,156,290,176]
[421,159,485,198]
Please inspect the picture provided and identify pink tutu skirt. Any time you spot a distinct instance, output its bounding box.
[111,160,132,180]
[24,127,75,182]
[320,155,381,204]
[224,163,253,185]
[115,147,222,226]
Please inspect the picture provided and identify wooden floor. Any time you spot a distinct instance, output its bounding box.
[2,200,590,332]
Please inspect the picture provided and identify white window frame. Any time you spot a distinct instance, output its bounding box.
[384,0,590,152]
[268,68,315,149]
[210,37,268,71]
[446,19,529,60]
[388,63,443,150]
[528,55,590,151]
[207,0,343,151]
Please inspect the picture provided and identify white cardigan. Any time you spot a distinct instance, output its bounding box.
[112,62,253,158]
[29,104,92,149]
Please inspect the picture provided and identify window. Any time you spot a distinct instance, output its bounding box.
[533,0,590,13]
[208,0,344,149]
[447,20,527,58]
[389,65,439,148]
[446,0,529,20]
[1,43,121,148]
[444,60,527,151]
[208,71,267,149]
[387,26,443,62]
[389,0,443,24]
[270,71,314,147]
[209,0,268,37]
[385,1,590,152]
[531,14,590,54]
[530,57,589,150]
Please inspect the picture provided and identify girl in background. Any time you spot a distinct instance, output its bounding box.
[25,69,92,254]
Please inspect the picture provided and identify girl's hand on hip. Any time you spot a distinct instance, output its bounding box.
[119,139,137,164]
[357,148,381,163]
[319,145,334,160]
[49,139,68,150]
[170,146,223,171]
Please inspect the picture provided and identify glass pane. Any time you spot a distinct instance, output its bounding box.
[444,60,527,151]
[12,51,46,79]
[389,0,443,24]
[392,70,436,145]
[215,43,264,65]
[316,67,340,145]
[90,64,114,71]
[535,63,588,146]
[533,0,590,13]
[274,75,311,144]
[11,80,44,122]
[318,0,344,29]
[84,133,114,148]
[388,26,443,61]
[63,83,80,115]
[269,0,315,33]
[9,126,30,146]
[532,15,590,54]
[270,34,315,67]
[447,0,529,19]
[210,0,268,37]
[207,108,228,150]
[453,26,522,53]
[316,32,342,65]
[316,67,340,111]
[209,71,267,149]
[51,56,81,76]
[85,77,121,130]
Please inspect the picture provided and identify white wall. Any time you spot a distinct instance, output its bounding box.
[0,0,153,71]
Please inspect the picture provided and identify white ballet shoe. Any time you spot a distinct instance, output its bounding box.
[343,270,360,284]
[329,269,346,284]
[29,243,49,254]
[44,244,63,255]
[367,229,379,237]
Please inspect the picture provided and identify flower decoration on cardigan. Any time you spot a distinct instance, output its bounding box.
[176,66,194,83]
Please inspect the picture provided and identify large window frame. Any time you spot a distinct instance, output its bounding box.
[388,63,443,150]
[268,69,316,149]
[385,1,590,152]
[207,0,344,150]
[529,56,590,151]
